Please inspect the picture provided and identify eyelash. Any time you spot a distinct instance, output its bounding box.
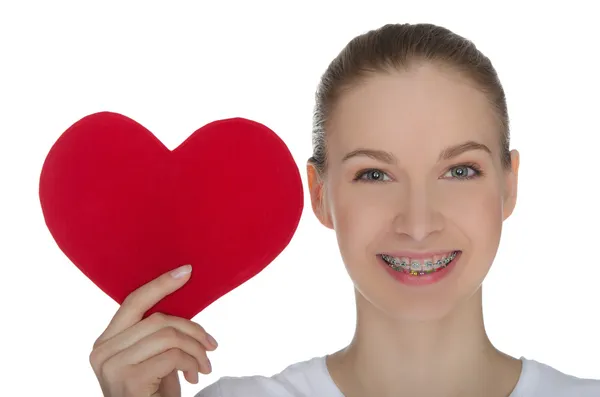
[353,163,484,183]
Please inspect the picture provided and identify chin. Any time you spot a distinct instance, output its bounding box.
[350,252,489,323]
[361,287,465,322]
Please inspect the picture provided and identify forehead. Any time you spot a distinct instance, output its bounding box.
[328,64,500,155]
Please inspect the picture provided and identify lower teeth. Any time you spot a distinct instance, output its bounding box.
[382,252,458,276]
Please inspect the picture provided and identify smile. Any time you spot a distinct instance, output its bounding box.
[379,250,460,276]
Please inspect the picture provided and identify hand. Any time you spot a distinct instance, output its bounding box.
[89,265,218,397]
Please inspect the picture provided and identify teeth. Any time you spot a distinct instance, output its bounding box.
[423,260,434,271]
[381,251,458,275]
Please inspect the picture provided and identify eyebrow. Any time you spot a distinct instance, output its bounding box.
[341,140,492,164]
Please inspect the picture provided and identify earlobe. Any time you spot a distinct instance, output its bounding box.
[503,150,520,220]
[306,162,334,229]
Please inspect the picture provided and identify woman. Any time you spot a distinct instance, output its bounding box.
[89,23,600,397]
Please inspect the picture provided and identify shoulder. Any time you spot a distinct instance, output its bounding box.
[193,356,339,397]
[516,357,600,397]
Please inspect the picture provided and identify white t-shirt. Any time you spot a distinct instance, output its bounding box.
[194,355,600,397]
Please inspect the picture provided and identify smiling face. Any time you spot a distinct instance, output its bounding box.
[308,63,519,321]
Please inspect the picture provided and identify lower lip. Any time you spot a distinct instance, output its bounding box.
[379,251,461,286]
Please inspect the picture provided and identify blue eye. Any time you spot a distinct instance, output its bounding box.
[444,164,482,180]
[354,169,392,182]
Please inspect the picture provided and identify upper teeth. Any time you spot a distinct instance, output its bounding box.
[381,251,457,271]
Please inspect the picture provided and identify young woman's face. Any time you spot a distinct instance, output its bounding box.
[309,63,519,321]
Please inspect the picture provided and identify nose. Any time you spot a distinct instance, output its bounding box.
[392,183,444,242]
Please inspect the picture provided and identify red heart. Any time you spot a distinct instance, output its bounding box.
[39,112,304,320]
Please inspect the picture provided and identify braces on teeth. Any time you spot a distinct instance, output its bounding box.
[381,251,458,276]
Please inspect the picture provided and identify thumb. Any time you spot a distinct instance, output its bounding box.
[97,264,192,345]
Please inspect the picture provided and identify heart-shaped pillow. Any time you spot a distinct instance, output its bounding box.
[39,112,304,320]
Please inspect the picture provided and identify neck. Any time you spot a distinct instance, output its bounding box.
[327,287,521,397]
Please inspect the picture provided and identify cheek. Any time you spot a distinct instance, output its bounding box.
[328,179,505,257]
[328,184,389,253]
[448,183,504,251]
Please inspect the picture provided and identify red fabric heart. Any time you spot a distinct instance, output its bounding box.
[39,112,304,320]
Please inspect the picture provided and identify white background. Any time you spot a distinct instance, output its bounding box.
[1,1,599,396]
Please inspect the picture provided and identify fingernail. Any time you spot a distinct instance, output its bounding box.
[171,264,192,279]
[207,333,218,348]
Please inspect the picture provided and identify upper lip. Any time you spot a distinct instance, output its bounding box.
[380,250,459,259]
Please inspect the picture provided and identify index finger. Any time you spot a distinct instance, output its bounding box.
[94,264,192,346]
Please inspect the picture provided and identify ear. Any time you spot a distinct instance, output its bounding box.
[307,161,334,229]
[502,149,520,220]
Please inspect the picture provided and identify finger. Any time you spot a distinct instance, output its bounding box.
[95,264,192,345]
[141,348,200,383]
[109,326,212,374]
[158,370,183,397]
[130,349,199,394]
[92,312,217,368]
